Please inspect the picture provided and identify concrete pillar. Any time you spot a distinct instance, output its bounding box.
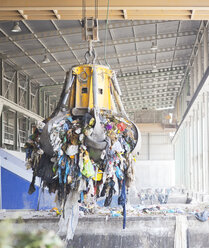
[202,92,208,193]
[204,26,208,72]
[186,122,190,189]
[191,113,195,191]
[193,107,198,192]
[198,98,203,193]
[206,92,209,193]
[147,133,150,160]
[189,116,194,190]
[198,43,202,85]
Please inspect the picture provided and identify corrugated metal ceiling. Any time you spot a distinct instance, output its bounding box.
[0,20,204,120]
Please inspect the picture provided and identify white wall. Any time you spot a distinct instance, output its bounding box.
[135,160,175,189]
[139,132,174,160]
[135,132,175,189]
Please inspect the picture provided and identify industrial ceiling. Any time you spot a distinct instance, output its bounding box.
[0,1,208,122]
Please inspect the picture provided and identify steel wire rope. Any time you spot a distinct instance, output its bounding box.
[104,0,110,67]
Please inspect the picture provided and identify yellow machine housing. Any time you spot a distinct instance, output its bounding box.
[68,64,118,115]
[41,63,141,157]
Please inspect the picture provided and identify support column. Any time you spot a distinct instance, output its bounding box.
[191,113,195,191]
[198,43,202,85]
[0,165,2,209]
[15,71,19,104]
[47,95,50,117]
[196,103,201,192]
[194,108,198,192]
[186,122,190,189]
[37,87,40,115]
[27,79,31,110]
[0,59,3,96]
[202,92,208,193]
[190,67,194,97]
[207,92,209,194]
[14,71,19,150]
[204,26,208,72]
[14,112,18,150]
[198,97,203,193]
[189,116,194,191]
[0,59,3,147]
[41,90,45,118]
[27,117,31,140]
[147,133,150,160]
[193,58,198,92]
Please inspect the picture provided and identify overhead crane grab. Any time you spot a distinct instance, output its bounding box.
[25,2,141,241]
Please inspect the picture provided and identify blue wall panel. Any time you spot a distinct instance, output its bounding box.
[1,168,39,209]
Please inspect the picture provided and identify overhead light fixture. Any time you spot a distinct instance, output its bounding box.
[156,106,175,111]
[11,21,22,33]
[152,65,158,73]
[151,41,157,51]
[42,54,50,64]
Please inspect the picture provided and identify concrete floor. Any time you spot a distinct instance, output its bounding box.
[0,201,209,248]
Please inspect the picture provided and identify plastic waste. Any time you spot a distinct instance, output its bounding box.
[65,145,79,156]
[195,210,209,222]
[92,170,103,181]
[25,110,138,236]
[81,158,95,178]
[111,211,122,217]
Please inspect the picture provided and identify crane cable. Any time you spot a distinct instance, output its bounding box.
[82,0,86,20]
[95,0,98,19]
[104,0,110,67]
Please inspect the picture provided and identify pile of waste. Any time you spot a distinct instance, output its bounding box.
[25,110,137,231]
[137,188,172,205]
[82,202,209,222]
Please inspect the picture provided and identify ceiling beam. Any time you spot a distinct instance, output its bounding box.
[113,56,189,69]
[29,56,188,80]
[122,89,179,99]
[0,20,171,44]
[0,0,209,21]
[0,0,209,9]
[14,46,191,72]
[3,31,196,59]
[118,66,186,77]
[179,20,209,95]
[0,27,58,85]
[34,66,186,86]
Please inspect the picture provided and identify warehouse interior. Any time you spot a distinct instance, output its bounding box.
[0,1,209,247]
